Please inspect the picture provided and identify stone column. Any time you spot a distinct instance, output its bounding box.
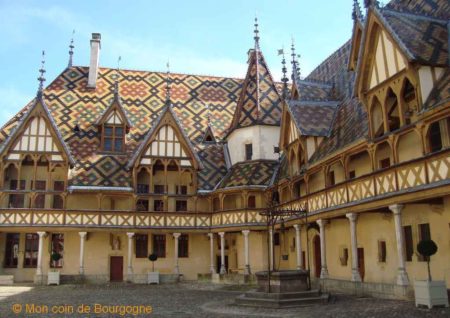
[218,232,226,274]
[346,213,362,282]
[316,219,329,279]
[269,229,274,271]
[242,230,250,275]
[207,233,216,274]
[36,232,46,276]
[173,233,181,275]
[126,233,135,279]
[389,204,409,286]
[78,232,87,275]
[293,224,303,270]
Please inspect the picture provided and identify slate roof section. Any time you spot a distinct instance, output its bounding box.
[378,8,448,66]
[218,160,279,188]
[287,100,338,137]
[295,80,333,101]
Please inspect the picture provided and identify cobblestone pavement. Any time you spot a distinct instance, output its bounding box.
[0,282,448,317]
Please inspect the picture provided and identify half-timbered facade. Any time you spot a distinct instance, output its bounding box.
[0,0,448,299]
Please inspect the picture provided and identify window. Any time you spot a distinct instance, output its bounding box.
[137,184,149,194]
[403,226,413,262]
[153,234,166,258]
[429,122,442,153]
[245,144,253,161]
[349,170,356,179]
[247,195,256,209]
[328,171,336,186]
[418,223,431,262]
[52,195,64,209]
[50,234,64,268]
[136,199,149,212]
[4,233,19,268]
[176,185,187,195]
[378,240,387,263]
[379,158,391,169]
[154,200,164,211]
[33,180,46,209]
[135,234,148,258]
[273,232,280,246]
[9,180,25,208]
[178,234,189,258]
[53,181,65,191]
[154,185,165,194]
[102,125,125,152]
[24,233,39,268]
[176,200,187,212]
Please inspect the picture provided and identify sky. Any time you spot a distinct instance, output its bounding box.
[0,0,356,127]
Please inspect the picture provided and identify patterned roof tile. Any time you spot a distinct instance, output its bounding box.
[219,160,278,188]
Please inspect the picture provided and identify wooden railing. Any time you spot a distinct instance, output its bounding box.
[0,150,448,229]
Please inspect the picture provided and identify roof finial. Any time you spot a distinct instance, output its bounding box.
[278,47,289,99]
[37,50,46,96]
[68,30,75,68]
[165,60,171,106]
[206,104,211,125]
[254,16,260,50]
[291,38,301,82]
[352,0,363,21]
[364,0,379,9]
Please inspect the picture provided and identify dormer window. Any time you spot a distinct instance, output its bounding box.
[102,124,125,152]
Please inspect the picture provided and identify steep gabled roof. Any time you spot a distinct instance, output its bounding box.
[218,159,279,189]
[127,104,203,170]
[94,82,133,127]
[0,93,75,166]
[229,48,283,131]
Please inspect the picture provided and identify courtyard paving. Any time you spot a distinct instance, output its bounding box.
[0,282,448,317]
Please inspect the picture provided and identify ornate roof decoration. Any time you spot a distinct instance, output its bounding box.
[228,19,283,131]
[202,104,217,143]
[68,30,75,68]
[352,0,364,22]
[94,81,133,127]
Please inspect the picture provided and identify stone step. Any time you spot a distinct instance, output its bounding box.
[244,289,322,300]
[235,293,330,308]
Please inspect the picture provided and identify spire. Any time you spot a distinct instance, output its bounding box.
[254,16,260,50]
[278,47,289,99]
[37,50,46,97]
[165,60,171,106]
[364,0,379,9]
[291,38,301,83]
[68,30,75,68]
[352,0,363,21]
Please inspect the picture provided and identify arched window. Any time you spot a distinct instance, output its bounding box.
[385,88,400,132]
[371,97,384,138]
[401,78,416,124]
[247,195,256,208]
[428,121,443,153]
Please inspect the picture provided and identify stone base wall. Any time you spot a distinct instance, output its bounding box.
[210,273,256,285]
[320,278,414,300]
[0,275,14,285]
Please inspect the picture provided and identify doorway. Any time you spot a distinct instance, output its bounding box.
[110,256,123,282]
[357,248,365,281]
[313,235,321,278]
[216,255,228,274]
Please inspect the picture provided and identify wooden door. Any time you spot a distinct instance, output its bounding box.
[110,256,123,282]
[313,235,321,278]
[357,248,365,281]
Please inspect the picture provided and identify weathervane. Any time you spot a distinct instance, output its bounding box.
[68,30,75,68]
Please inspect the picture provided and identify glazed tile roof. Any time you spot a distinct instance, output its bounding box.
[0,67,246,189]
[378,8,448,66]
[229,49,283,130]
[287,100,338,137]
[295,80,333,101]
[218,160,278,189]
[386,0,450,20]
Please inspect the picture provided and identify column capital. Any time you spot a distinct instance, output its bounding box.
[389,204,404,215]
[126,232,135,238]
[173,233,181,239]
[37,231,47,238]
[218,232,225,237]
[79,232,87,238]
[207,233,214,238]
[316,219,328,228]
[242,230,250,236]
[345,212,357,222]
[293,224,300,231]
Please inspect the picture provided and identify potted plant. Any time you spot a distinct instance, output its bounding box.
[414,239,449,308]
[147,253,159,284]
[47,252,62,285]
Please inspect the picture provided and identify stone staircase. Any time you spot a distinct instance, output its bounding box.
[235,289,329,308]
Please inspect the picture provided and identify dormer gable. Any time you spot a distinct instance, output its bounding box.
[0,95,75,166]
[202,125,216,144]
[127,106,203,170]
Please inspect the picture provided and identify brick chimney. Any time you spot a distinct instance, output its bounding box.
[87,33,101,88]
